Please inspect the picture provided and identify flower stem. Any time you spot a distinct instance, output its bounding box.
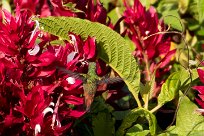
[144,93,149,109]
[150,104,163,113]
[133,94,142,108]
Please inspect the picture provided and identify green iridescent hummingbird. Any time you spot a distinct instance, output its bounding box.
[57,62,122,111]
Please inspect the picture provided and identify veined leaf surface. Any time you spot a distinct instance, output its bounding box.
[116,108,157,136]
[37,17,140,101]
[165,94,204,135]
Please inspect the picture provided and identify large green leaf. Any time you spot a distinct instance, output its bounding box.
[165,95,204,135]
[116,108,157,136]
[158,68,198,106]
[37,17,140,102]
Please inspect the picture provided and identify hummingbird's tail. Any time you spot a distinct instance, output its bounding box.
[84,91,95,112]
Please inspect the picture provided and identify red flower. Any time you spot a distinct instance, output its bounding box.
[50,0,75,16]
[0,0,110,134]
[192,69,204,114]
[15,86,51,129]
[15,0,108,24]
[0,3,98,135]
[123,0,176,97]
[124,0,174,61]
[14,0,51,17]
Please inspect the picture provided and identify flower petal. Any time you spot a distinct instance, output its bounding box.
[83,37,96,60]
[197,69,204,84]
[192,86,204,94]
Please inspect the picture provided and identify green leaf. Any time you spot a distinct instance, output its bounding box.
[165,95,204,135]
[187,18,200,31]
[158,72,181,106]
[140,0,150,9]
[179,0,189,14]
[50,40,65,46]
[116,108,157,136]
[2,0,11,13]
[139,82,149,103]
[95,0,110,10]
[189,131,204,136]
[37,17,140,102]
[179,68,198,87]
[124,36,136,52]
[91,96,114,113]
[64,2,84,13]
[92,112,115,136]
[197,0,204,24]
[140,74,155,103]
[108,7,125,26]
[158,68,199,106]
[188,0,204,24]
[126,124,150,136]
[188,0,199,21]
[163,11,183,31]
[196,27,204,36]
[113,110,131,120]
[157,0,183,31]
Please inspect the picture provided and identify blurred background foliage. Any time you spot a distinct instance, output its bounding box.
[105,0,204,74]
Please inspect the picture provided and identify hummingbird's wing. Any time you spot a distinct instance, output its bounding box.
[97,77,123,85]
[56,66,86,81]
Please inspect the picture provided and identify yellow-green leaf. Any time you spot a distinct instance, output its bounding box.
[37,17,140,103]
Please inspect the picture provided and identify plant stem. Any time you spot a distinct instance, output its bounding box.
[134,94,142,108]
[150,104,163,113]
[144,53,151,81]
[144,93,149,109]
[135,26,152,108]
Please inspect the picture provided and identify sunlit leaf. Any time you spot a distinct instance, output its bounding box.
[2,0,11,12]
[116,108,157,136]
[179,0,189,14]
[37,17,141,102]
[158,68,199,106]
[157,0,183,31]
[108,7,125,25]
[165,94,204,135]
[158,72,181,105]
[126,124,150,136]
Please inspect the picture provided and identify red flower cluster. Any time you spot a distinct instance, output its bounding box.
[192,69,204,114]
[0,3,99,135]
[123,0,176,96]
[16,0,107,24]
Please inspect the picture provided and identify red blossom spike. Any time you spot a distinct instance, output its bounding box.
[197,69,204,84]
[192,69,204,114]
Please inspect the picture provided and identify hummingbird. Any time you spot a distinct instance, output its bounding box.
[57,62,123,111]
